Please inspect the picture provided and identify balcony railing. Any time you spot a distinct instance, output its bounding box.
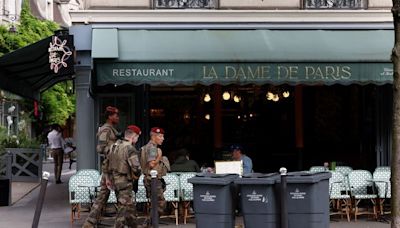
[154,0,217,9]
[305,0,366,9]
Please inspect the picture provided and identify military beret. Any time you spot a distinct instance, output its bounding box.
[106,106,119,114]
[127,125,141,135]
[151,127,165,134]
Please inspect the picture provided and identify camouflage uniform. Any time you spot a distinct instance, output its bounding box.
[108,139,141,228]
[83,123,118,228]
[140,141,166,215]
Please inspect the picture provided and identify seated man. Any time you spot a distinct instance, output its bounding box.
[171,149,200,172]
[231,144,253,175]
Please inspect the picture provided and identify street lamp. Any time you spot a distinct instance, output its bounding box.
[8,16,17,33]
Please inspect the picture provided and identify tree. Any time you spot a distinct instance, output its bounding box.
[0,0,75,127]
[392,1,400,227]
[41,82,75,126]
[0,0,58,56]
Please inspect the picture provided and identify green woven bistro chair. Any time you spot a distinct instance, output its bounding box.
[76,169,101,181]
[335,166,353,196]
[329,171,351,222]
[375,166,390,172]
[135,174,149,203]
[108,189,117,203]
[69,174,96,224]
[134,174,149,218]
[348,170,378,221]
[163,173,181,225]
[309,166,328,173]
[336,166,353,177]
[373,169,391,215]
[179,172,197,224]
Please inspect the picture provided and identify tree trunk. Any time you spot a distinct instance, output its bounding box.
[392,1,400,227]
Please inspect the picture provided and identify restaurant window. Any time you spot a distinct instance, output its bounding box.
[97,94,135,132]
[148,85,296,171]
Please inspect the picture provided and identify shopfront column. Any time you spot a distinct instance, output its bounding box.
[213,85,223,149]
[75,65,96,170]
[295,85,304,170]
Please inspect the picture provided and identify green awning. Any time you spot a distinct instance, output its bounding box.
[96,62,392,86]
[93,29,393,86]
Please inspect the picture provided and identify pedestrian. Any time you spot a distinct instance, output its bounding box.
[231,144,253,175]
[47,124,65,184]
[63,137,76,169]
[108,125,142,228]
[82,106,119,228]
[140,127,169,225]
[170,148,200,172]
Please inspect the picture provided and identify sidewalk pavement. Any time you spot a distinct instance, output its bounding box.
[0,161,392,228]
[11,181,40,204]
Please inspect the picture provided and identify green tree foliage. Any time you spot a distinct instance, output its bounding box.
[41,81,75,126]
[0,0,75,127]
[0,0,58,56]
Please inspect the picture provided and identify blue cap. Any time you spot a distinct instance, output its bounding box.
[230,144,243,152]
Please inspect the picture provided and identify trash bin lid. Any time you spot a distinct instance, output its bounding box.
[234,172,279,185]
[188,173,239,185]
[276,171,332,184]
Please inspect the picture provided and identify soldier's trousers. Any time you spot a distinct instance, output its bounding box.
[113,174,137,228]
[144,178,166,215]
[82,174,110,228]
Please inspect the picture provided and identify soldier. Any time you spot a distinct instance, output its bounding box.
[82,106,119,228]
[140,127,168,223]
[108,125,142,228]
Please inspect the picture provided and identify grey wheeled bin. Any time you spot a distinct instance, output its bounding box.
[278,171,332,228]
[234,173,280,228]
[188,173,239,228]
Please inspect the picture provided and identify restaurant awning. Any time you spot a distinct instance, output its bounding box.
[0,33,75,100]
[92,29,393,86]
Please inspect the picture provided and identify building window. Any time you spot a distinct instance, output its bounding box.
[154,0,217,9]
[304,0,366,9]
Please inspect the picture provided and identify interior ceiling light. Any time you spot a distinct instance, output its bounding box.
[266,92,274,101]
[233,95,241,103]
[283,91,290,98]
[222,91,231,100]
[205,114,211,120]
[272,94,279,102]
[204,93,211,102]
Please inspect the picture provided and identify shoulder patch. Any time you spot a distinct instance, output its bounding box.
[98,131,109,142]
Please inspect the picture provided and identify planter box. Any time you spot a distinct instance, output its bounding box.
[6,148,42,182]
[0,154,12,206]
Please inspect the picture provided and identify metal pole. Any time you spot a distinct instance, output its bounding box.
[280,167,288,228]
[150,170,159,228]
[32,171,50,228]
[6,153,12,206]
